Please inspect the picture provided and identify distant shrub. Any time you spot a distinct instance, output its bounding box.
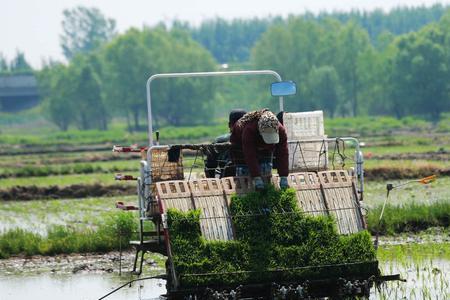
[367,201,450,235]
[0,211,137,258]
[325,116,434,136]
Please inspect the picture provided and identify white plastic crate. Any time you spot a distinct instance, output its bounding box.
[283,111,328,171]
[283,111,325,139]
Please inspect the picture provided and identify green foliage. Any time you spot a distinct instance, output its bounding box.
[181,5,449,64]
[390,24,450,121]
[38,64,76,131]
[188,17,280,63]
[60,6,116,60]
[27,6,450,131]
[308,66,340,117]
[37,54,109,131]
[9,51,33,73]
[0,211,136,258]
[324,115,433,136]
[251,17,373,116]
[0,123,226,148]
[74,61,109,130]
[367,201,450,235]
[0,53,8,73]
[102,27,217,129]
[377,242,450,262]
[168,187,377,287]
[100,211,136,244]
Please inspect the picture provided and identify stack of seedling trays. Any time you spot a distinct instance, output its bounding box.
[162,185,380,299]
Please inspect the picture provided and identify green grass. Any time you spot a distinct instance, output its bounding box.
[378,242,450,262]
[0,150,112,163]
[364,176,450,206]
[0,211,136,259]
[0,159,139,178]
[376,242,450,299]
[364,144,447,155]
[0,173,128,188]
[367,201,450,235]
[363,159,450,169]
[1,114,449,150]
[0,123,227,147]
[0,196,130,234]
[325,115,450,137]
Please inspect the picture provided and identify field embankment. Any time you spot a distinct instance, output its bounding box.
[0,184,135,201]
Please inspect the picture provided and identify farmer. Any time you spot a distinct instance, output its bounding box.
[204,109,247,178]
[230,108,289,190]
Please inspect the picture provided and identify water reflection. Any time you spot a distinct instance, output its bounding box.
[0,273,166,300]
[1,257,448,300]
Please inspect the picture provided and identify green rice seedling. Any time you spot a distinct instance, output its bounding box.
[376,242,450,299]
[168,186,377,287]
[0,173,121,188]
[0,211,137,258]
[367,201,450,235]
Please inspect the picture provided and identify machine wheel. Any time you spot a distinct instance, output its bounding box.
[165,259,173,292]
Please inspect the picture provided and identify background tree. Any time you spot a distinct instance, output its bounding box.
[102,27,217,130]
[182,5,449,66]
[390,25,450,121]
[356,41,396,115]
[37,56,108,131]
[38,64,76,131]
[308,66,340,117]
[335,21,371,116]
[32,5,450,131]
[0,53,8,73]
[251,18,332,111]
[189,17,279,63]
[102,28,156,131]
[72,63,108,130]
[9,51,32,73]
[155,29,217,126]
[60,6,116,60]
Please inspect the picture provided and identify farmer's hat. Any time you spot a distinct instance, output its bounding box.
[258,111,279,144]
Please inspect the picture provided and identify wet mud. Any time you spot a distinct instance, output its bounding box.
[0,153,139,169]
[364,166,450,180]
[0,251,163,276]
[0,144,117,156]
[367,150,450,161]
[0,184,135,201]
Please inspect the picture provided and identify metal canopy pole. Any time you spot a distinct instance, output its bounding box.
[146,70,283,149]
[143,70,283,220]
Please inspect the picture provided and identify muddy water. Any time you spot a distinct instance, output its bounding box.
[0,251,166,300]
[1,257,448,300]
[0,273,166,300]
[374,258,450,299]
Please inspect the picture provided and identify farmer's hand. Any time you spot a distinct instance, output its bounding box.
[280,176,289,189]
[253,177,265,191]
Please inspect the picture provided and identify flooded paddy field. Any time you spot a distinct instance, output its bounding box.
[0,273,166,300]
[0,196,132,234]
[0,132,448,299]
[0,243,448,300]
[374,243,450,299]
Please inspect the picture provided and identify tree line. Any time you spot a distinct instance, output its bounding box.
[187,4,450,63]
[0,51,33,74]
[4,5,450,130]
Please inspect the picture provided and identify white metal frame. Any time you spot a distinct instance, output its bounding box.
[146,70,284,148]
[140,70,365,219]
[142,70,285,218]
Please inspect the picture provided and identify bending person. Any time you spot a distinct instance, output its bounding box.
[230,109,289,190]
[204,109,247,178]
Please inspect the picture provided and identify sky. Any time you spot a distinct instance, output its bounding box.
[1,0,449,68]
